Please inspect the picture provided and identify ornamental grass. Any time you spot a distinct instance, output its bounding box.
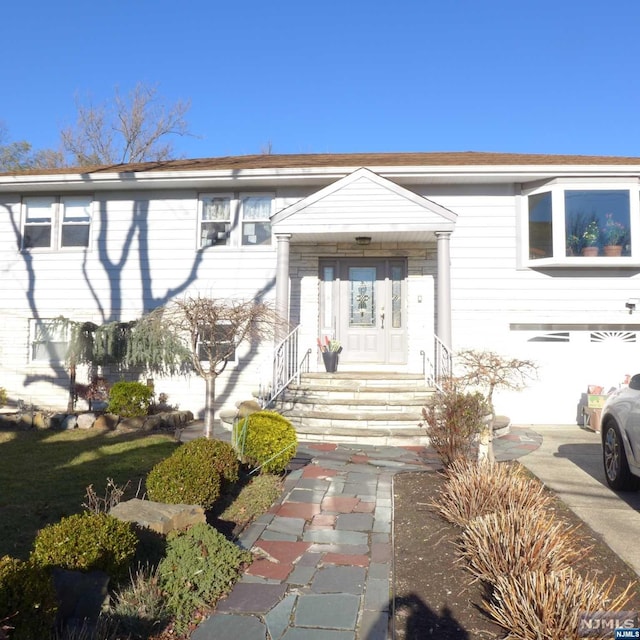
[433,459,550,527]
[486,568,635,640]
[457,508,586,584]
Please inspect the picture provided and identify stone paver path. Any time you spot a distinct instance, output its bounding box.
[191,442,438,639]
[190,427,542,639]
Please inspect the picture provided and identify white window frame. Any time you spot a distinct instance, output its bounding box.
[30,318,69,362]
[198,193,233,248]
[240,193,273,246]
[197,321,237,364]
[522,178,640,268]
[22,195,93,251]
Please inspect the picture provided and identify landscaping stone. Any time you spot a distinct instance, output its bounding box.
[62,414,77,430]
[76,412,97,429]
[93,413,119,430]
[52,568,110,636]
[110,498,205,534]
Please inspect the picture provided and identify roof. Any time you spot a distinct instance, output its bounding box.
[6,151,640,177]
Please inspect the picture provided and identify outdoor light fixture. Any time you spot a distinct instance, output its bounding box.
[626,299,638,314]
[355,236,372,245]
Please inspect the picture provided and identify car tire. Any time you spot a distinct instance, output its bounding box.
[603,421,639,491]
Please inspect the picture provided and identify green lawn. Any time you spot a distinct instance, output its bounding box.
[0,427,178,559]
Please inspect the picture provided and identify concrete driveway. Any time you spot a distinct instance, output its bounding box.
[519,424,640,576]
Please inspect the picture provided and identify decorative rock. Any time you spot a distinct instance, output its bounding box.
[142,414,163,431]
[52,568,110,636]
[237,399,261,418]
[62,415,78,430]
[33,412,50,429]
[77,413,97,430]
[93,413,119,430]
[110,498,206,534]
[117,416,146,430]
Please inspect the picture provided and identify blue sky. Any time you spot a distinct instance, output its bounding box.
[3,0,640,159]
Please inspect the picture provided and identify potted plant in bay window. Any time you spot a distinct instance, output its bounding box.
[601,214,626,256]
[581,220,600,256]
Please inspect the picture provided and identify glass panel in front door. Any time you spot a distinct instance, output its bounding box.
[349,267,376,327]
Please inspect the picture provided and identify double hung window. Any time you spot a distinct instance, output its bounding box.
[241,195,272,245]
[199,195,232,247]
[198,193,273,248]
[30,319,69,362]
[22,195,92,250]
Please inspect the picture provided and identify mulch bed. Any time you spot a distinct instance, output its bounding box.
[392,467,640,640]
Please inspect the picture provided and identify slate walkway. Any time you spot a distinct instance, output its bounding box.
[189,427,541,640]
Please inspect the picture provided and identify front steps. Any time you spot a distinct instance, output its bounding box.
[274,372,435,445]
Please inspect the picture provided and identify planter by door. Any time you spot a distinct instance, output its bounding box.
[322,351,339,373]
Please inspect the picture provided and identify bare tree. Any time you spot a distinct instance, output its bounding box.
[60,83,191,166]
[455,349,538,412]
[156,297,284,438]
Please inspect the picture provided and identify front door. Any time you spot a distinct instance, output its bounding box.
[319,258,407,365]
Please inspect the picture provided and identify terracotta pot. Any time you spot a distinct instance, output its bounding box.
[581,246,599,257]
[603,245,623,257]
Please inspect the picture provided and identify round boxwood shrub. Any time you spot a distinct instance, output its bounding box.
[31,512,138,582]
[0,555,57,640]
[146,437,240,509]
[107,380,154,417]
[238,411,298,474]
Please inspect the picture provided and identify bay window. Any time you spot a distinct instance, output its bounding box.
[526,182,636,264]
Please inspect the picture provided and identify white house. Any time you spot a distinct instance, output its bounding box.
[2,151,640,427]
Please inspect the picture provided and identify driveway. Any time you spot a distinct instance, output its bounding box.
[518,424,640,576]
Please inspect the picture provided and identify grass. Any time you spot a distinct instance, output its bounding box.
[0,427,179,559]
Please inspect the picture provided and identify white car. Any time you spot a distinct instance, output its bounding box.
[601,375,640,491]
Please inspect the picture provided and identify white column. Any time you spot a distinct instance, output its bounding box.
[435,231,452,349]
[275,234,292,339]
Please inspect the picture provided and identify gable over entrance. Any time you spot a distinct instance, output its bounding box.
[272,168,456,242]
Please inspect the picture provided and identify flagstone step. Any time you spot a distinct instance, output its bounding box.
[274,371,434,444]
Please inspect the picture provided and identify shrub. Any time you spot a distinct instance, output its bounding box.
[0,388,6,408]
[0,555,57,640]
[218,473,283,528]
[421,383,490,466]
[158,523,251,633]
[486,569,634,640]
[236,411,298,474]
[31,512,138,582]
[458,508,585,584]
[145,437,239,509]
[434,459,550,527]
[107,381,154,417]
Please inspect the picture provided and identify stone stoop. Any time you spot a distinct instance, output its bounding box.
[274,372,435,445]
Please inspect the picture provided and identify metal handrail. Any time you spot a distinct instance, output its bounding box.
[421,335,453,391]
[259,325,310,408]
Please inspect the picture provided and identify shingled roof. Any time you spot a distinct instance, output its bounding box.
[5,151,640,177]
